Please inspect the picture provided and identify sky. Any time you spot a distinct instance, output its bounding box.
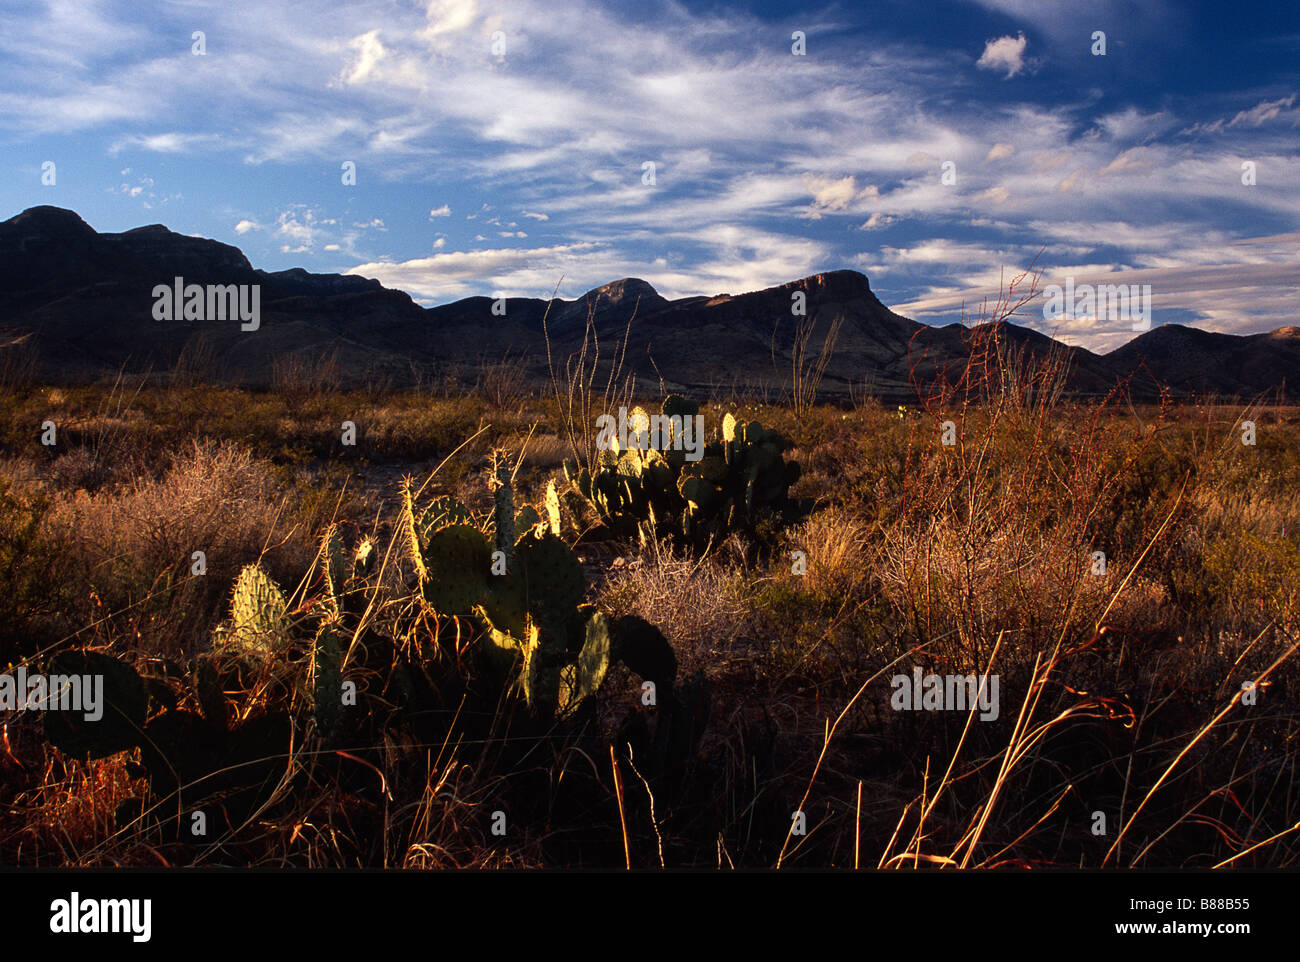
[1,0,1297,353]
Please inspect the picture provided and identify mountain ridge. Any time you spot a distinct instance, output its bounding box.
[1,206,1293,400]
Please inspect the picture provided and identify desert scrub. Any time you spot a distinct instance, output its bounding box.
[0,477,75,661]
[40,439,315,655]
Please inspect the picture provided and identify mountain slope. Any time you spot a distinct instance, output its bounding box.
[0,206,1292,400]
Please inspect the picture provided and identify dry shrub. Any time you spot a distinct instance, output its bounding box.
[506,433,569,472]
[476,349,532,409]
[784,506,870,598]
[6,755,139,866]
[866,273,1167,665]
[44,439,312,653]
[0,456,41,490]
[171,331,221,388]
[0,334,38,391]
[271,348,342,398]
[599,544,754,677]
[48,447,101,490]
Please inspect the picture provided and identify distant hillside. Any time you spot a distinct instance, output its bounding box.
[0,206,1292,401]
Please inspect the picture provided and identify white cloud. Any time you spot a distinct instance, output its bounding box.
[348,242,602,299]
[976,33,1027,78]
[892,254,1300,351]
[1,0,1292,346]
[276,206,324,251]
[343,29,386,84]
[234,219,260,234]
[974,186,1011,204]
[1228,94,1296,127]
[421,0,479,44]
[802,174,876,218]
[1099,147,1155,176]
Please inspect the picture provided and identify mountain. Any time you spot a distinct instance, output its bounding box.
[1108,323,1300,397]
[0,206,1292,401]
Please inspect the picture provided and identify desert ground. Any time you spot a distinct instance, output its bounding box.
[2,336,1298,870]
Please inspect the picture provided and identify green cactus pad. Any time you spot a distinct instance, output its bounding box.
[400,480,428,585]
[310,619,346,740]
[628,406,651,448]
[545,479,562,535]
[423,495,474,533]
[576,611,612,699]
[481,569,529,640]
[515,504,542,533]
[678,475,721,515]
[742,442,783,481]
[565,603,598,656]
[517,530,585,627]
[616,452,643,478]
[481,626,525,677]
[224,563,291,658]
[722,412,738,442]
[42,650,148,760]
[353,537,376,579]
[698,454,729,484]
[492,460,516,558]
[135,708,225,795]
[421,524,491,615]
[612,615,678,688]
[522,624,565,713]
[320,524,349,608]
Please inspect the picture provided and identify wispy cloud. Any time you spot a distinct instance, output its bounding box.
[0,0,1293,351]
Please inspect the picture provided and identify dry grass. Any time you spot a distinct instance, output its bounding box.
[4,310,1300,869]
[503,432,569,473]
[37,439,317,654]
[600,539,756,678]
[476,349,532,410]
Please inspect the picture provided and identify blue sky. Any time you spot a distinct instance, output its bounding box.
[2,0,1297,352]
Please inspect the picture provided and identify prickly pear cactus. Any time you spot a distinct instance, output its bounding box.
[612,615,677,689]
[309,618,346,741]
[400,477,429,586]
[220,563,291,658]
[421,523,491,615]
[319,523,350,614]
[560,609,612,716]
[492,457,516,560]
[43,650,148,760]
[424,494,474,532]
[402,461,684,723]
[567,396,806,548]
[545,479,562,536]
